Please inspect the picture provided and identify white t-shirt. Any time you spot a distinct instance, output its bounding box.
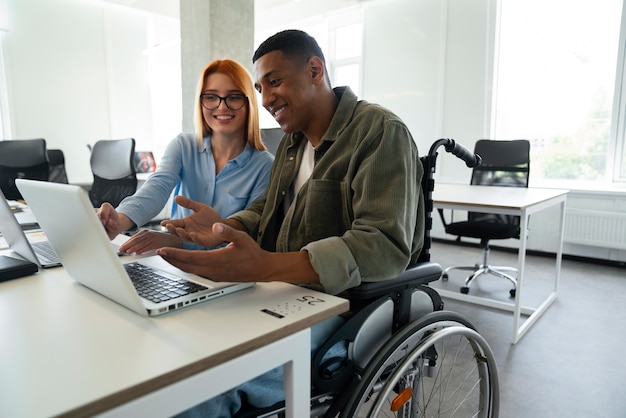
[284,141,315,211]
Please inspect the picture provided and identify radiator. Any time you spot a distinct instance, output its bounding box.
[564,208,626,250]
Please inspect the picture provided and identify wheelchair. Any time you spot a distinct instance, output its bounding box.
[237,139,499,418]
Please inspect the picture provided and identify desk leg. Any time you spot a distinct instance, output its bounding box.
[554,199,566,294]
[512,199,565,344]
[512,209,529,343]
[436,197,566,344]
[283,328,311,418]
[97,329,312,418]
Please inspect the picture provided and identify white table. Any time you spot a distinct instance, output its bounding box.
[0,261,348,418]
[433,183,568,344]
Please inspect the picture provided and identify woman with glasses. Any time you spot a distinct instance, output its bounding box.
[97,59,274,254]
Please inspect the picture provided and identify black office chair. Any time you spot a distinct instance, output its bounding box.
[0,139,49,200]
[439,139,530,297]
[88,138,137,208]
[47,149,69,184]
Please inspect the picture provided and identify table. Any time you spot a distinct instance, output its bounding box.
[433,183,568,344]
[0,258,348,418]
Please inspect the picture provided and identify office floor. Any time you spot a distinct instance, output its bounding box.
[428,240,626,418]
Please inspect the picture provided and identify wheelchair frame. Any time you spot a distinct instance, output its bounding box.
[237,139,499,418]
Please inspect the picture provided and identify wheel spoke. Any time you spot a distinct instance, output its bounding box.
[340,311,499,418]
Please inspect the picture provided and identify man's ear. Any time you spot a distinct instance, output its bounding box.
[308,56,326,84]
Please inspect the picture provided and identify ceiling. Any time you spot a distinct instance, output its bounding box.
[95,0,297,19]
[96,0,180,18]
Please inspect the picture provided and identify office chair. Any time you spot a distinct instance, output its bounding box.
[88,138,137,208]
[261,127,284,155]
[439,139,530,297]
[0,139,49,200]
[47,149,69,184]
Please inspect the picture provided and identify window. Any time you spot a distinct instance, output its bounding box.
[330,21,363,97]
[613,5,626,180]
[493,0,624,186]
[143,14,182,157]
[0,31,9,139]
[0,0,10,140]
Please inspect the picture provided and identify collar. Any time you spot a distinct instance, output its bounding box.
[286,85,358,149]
[203,134,254,167]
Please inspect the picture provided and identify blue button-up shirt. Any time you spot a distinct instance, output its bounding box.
[117,132,274,248]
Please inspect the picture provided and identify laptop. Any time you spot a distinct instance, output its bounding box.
[0,189,61,268]
[15,179,254,317]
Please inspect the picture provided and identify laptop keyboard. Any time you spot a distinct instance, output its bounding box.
[124,262,208,303]
[31,241,60,264]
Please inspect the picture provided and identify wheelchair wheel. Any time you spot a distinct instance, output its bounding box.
[340,311,499,418]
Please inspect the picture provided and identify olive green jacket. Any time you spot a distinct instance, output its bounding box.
[230,87,424,295]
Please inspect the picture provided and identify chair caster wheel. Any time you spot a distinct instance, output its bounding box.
[460,286,469,294]
[442,273,449,281]
[509,288,516,298]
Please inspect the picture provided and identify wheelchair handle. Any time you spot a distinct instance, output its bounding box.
[429,138,482,168]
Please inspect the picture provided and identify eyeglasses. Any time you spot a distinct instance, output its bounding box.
[200,93,248,111]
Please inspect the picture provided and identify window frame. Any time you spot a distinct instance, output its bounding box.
[610,0,626,183]
[0,31,11,140]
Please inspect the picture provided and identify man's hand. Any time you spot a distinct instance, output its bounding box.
[161,196,226,248]
[119,229,183,255]
[157,222,320,285]
[157,222,269,282]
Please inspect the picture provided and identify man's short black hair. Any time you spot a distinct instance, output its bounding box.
[252,29,326,66]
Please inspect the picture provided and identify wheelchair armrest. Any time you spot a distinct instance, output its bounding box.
[346,262,442,301]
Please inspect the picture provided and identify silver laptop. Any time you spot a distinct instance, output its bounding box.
[0,189,61,268]
[16,179,254,317]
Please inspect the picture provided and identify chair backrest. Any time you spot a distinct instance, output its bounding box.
[469,139,530,225]
[47,149,69,184]
[88,138,137,207]
[0,139,49,200]
[416,155,434,263]
[261,127,284,155]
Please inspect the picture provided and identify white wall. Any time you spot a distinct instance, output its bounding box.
[361,0,495,180]
[3,0,167,184]
[361,0,447,155]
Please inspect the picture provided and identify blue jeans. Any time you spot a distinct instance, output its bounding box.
[174,315,347,418]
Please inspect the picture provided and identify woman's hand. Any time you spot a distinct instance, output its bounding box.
[96,203,124,240]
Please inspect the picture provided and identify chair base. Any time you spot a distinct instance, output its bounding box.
[442,263,517,298]
[441,242,517,297]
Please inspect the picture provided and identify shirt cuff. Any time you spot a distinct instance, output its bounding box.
[303,237,361,295]
[228,210,260,236]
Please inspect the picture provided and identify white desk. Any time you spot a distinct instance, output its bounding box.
[433,183,568,344]
[0,262,348,418]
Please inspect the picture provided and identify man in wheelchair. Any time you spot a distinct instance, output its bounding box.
[158,29,426,417]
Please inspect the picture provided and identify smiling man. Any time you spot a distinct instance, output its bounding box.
[163,29,425,417]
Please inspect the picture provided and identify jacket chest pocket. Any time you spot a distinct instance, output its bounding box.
[303,179,351,240]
